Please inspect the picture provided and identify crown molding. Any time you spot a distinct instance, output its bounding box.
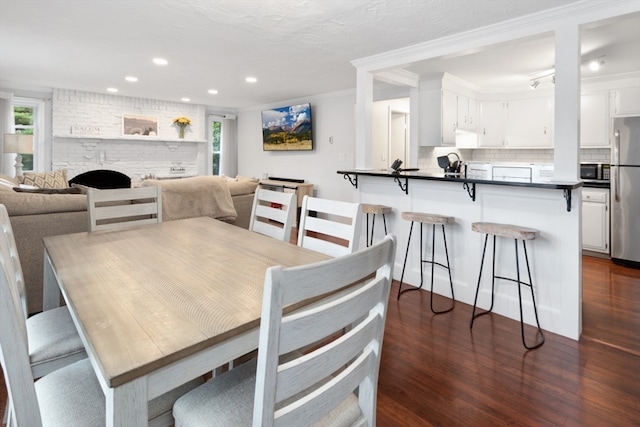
[351,1,640,73]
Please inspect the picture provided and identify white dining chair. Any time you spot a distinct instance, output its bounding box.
[172,234,397,427]
[249,188,297,242]
[87,186,162,232]
[0,258,204,427]
[296,195,362,257]
[0,204,87,379]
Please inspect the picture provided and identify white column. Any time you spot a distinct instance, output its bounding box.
[355,68,373,170]
[552,22,583,340]
[553,24,581,182]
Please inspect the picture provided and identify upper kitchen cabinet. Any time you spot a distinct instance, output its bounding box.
[611,86,640,117]
[478,100,506,147]
[457,94,478,133]
[580,92,610,148]
[418,85,456,147]
[441,89,458,145]
[505,96,554,148]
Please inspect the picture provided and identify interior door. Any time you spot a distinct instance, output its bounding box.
[389,111,408,166]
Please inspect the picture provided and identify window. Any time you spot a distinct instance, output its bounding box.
[11,97,43,172]
[211,118,222,175]
[12,104,34,172]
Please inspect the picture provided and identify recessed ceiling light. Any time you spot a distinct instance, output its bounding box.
[107,88,118,93]
[125,76,138,82]
[245,77,257,83]
[181,97,191,102]
[153,58,168,65]
[208,89,219,95]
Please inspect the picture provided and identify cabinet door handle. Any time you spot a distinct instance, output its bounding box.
[544,126,547,135]
[483,128,486,136]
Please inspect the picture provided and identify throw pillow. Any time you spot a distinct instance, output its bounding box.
[20,169,69,189]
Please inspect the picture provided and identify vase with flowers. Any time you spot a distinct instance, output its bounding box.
[173,116,191,139]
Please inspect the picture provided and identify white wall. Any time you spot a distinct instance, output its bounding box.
[237,90,357,202]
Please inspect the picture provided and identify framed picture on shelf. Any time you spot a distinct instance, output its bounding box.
[123,114,158,136]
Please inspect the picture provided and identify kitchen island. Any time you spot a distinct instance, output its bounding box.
[338,169,583,340]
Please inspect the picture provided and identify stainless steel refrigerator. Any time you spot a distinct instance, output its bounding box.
[611,116,640,268]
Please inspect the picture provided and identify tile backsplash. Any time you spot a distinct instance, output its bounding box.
[418,147,611,173]
[579,148,611,163]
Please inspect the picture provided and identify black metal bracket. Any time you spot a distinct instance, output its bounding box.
[563,189,572,212]
[463,182,476,201]
[342,173,357,188]
[393,175,408,194]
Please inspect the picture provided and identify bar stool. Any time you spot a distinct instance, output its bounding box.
[470,222,545,350]
[397,212,455,314]
[362,204,392,247]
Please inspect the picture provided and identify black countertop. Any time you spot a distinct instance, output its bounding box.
[337,169,583,190]
[337,169,582,212]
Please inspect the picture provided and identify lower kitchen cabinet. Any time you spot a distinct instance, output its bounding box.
[582,188,610,253]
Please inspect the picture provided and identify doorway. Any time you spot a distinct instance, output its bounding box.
[372,97,410,170]
[389,110,409,167]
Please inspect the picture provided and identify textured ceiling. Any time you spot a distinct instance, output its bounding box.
[0,0,635,109]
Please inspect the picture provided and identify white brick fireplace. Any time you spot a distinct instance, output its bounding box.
[52,89,207,181]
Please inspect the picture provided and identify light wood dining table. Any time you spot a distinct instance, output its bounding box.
[42,216,329,427]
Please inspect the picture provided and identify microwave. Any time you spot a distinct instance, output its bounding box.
[580,163,610,180]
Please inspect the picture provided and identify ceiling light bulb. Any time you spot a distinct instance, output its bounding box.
[107,88,118,93]
[245,77,257,83]
[125,76,138,82]
[208,89,218,95]
[153,58,168,66]
[589,60,600,71]
[530,80,540,90]
[181,98,190,102]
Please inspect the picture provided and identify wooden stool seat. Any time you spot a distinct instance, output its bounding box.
[402,212,454,225]
[398,211,455,314]
[470,221,545,350]
[362,204,392,247]
[362,204,392,215]
[472,222,539,240]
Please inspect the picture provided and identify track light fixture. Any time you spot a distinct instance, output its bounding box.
[529,71,554,90]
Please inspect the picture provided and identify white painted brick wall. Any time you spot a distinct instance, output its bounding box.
[52,89,206,180]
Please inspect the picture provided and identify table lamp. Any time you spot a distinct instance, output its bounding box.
[3,133,33,177]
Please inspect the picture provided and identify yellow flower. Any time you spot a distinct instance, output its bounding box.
[173,117,191,127]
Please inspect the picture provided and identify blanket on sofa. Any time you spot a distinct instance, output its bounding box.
[141,176,237,223]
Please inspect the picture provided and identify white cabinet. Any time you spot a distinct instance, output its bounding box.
[419,88,456,147]
[457,95,478,132]
[611,86,640,117]
[478,100,506,147]
[505,96,554,148]
[580,92,610,148]
[582,188,610,253]
[441,89,458,146]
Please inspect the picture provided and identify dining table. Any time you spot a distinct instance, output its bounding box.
[42,216,329,426]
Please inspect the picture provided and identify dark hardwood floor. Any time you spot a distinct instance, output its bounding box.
[2,255,639,425]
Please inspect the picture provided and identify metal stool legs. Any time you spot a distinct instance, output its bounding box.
[365,213,388,247]
[470,235,545,350]
[398,221,455,314]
